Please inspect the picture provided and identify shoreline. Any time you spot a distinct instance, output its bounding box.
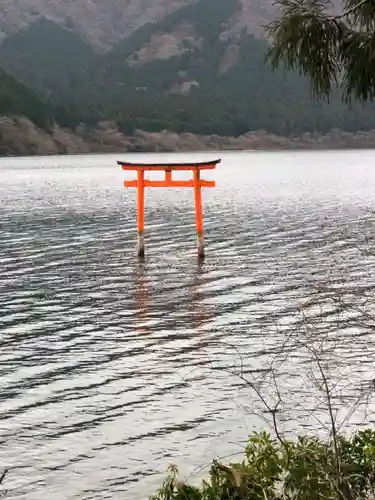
[3,116,375,156]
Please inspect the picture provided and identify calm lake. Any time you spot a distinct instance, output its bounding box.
[1,151,375,499]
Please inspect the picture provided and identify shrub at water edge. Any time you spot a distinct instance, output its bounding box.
[151,429,375,500]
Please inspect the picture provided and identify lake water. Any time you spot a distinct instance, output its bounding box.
[2,151,375,499]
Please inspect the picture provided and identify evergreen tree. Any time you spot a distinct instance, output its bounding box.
[267,0,375,101]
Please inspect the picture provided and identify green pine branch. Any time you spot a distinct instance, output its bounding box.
[266,0,375,101]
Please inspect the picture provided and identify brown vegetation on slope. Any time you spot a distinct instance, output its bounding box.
[2,117,375,157]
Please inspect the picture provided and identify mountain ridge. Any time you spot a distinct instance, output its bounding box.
[0,67,51,126]
[0,0,290,50]
[0,0,373,140]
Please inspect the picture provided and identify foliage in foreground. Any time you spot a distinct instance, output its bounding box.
[151,429,375,500]
[267,0,375,101]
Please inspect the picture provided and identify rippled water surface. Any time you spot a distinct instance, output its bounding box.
[2,151,375,499]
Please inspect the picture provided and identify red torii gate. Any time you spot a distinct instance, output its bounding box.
[118,159,220,258]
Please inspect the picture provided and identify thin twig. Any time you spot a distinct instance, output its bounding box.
[0,469,8,486]
[332,0,372,20]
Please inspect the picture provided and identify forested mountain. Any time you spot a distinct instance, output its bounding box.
[0,0,308,49]
[0,0,373,140]
[0,68,51,127]
[0,17,96,107]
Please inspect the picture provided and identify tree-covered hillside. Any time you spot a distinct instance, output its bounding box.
[0,68,51,127]
[0,17,96,102]
[1,0,375,137]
